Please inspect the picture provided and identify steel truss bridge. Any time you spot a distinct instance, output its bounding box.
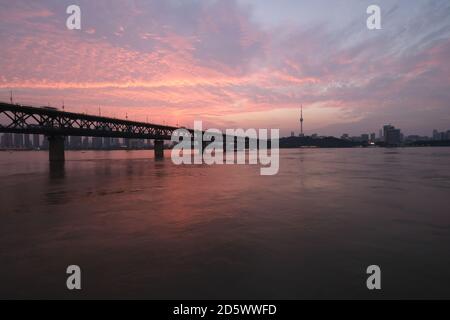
[0,102,261,161]
[0,102,180,140]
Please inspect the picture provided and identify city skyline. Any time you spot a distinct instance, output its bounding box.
[2,121,449,150]
[0,0,450,137]
[1,98,449,149]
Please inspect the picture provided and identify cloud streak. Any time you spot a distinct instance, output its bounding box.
[0,0,449,135]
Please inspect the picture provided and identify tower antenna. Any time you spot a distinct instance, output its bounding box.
[300,104,304,136]
[10,90,13,104]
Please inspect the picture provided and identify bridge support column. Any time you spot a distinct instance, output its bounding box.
[154,140,164,159]
[48,135,65,162]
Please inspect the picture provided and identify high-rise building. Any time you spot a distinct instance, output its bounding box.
[124,138,130,149]
[129,139,143,149]
[111,138,119,148]
[383,124,402,146]
[383,125,393,139]
[33,134,40,149]
[92,137,103,149]
[23,134,32,149]
[103,137,111,149]
[82,136,90,149]
[433,129,450,141]
[13,133,24,148]
[433,129,440,140]
[370,133,376,142]
[361,134,369,142]
[1,133,14,148]
[42,136,49,149]
[69,136,82,149]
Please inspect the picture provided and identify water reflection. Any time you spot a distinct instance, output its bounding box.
[49,161,65,181]
[45,161,67,205]
[0,148,450,299]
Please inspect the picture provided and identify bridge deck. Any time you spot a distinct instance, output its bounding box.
[0,102,180,140]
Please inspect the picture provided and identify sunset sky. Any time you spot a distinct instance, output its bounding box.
[1,0,449,136]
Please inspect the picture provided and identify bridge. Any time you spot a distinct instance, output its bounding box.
[0,102,261,162]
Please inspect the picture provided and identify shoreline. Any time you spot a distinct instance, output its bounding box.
[1,145,450,152]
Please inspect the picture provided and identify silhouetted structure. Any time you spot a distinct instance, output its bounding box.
[383,124,402,146]
[280,136,359,148]
[299,105,304,137]
[0,102,181,160]
[0,102,256,160]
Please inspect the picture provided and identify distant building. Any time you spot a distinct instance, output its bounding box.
[111,138,120,148]
[69,136,82,149]
[92,137,103,149]
[433,129,440,140]
[33,134,40,149]
[405,135,429,142]
[103,137,111,149]
[82,136,90,149]
[433,129,450,141]
[383,124,402,146]
[1,133,13,148]
[14,134,24,148]
[42,136,49,149]
[24,134,31,148]
[129,139,145,149]
[370,133,376,142]
[361,134,369,142]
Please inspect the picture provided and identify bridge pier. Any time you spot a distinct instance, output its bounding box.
[48,135,65,162]
[154,140,164,159]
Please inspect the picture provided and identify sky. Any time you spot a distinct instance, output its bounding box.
[0,0,449,136]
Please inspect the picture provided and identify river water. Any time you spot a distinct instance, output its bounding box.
[0,148,449,299]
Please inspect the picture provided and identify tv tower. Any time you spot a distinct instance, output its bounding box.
[300,104,304,137]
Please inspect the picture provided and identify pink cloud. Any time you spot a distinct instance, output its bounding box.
[1,0,449,136]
